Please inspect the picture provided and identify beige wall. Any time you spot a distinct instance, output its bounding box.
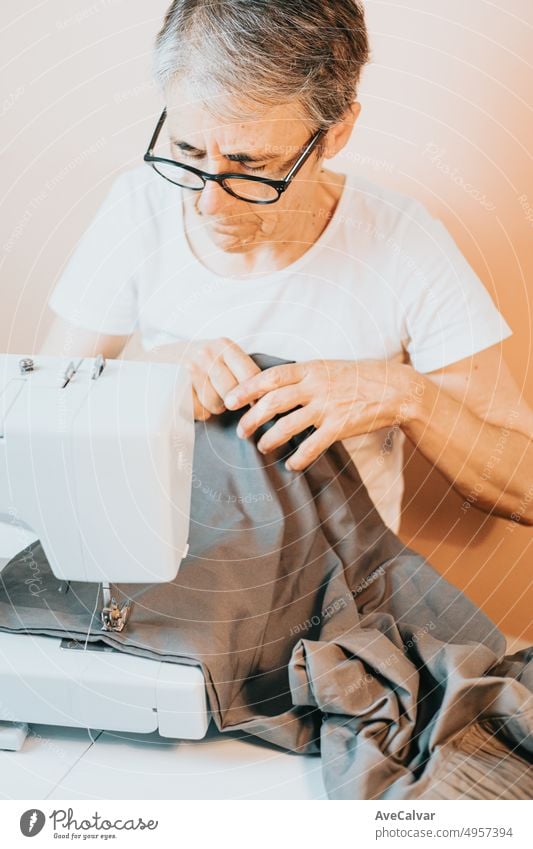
[1,1,532,640]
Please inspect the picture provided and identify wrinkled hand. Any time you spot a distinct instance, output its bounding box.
[224,358,415,470]
[184,337,261,421]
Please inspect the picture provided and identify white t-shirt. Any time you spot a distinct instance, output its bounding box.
[48,164,512,534]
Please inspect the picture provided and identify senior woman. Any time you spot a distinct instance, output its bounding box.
[43,0,533,535]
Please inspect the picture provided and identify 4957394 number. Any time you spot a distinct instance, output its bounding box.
[460,828,514,838]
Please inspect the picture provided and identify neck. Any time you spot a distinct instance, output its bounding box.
[182,169,345,278]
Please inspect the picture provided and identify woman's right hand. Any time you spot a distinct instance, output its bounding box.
[184,337,261,421]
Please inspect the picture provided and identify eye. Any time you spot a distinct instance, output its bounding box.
[243,163,267,173]
[173,144,203,161]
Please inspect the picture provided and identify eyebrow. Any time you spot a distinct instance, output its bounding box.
[171,138,280,164]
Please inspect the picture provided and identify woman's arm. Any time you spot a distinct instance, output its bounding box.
[402,345,533,524]
[39,313,130,360]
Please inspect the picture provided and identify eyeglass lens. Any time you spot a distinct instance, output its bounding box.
[152,162,279,201]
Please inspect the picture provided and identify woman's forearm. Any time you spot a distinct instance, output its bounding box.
[402,372,533,524]
[124,339,192,365]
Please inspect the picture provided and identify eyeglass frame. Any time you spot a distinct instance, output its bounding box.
[143,108,326,204]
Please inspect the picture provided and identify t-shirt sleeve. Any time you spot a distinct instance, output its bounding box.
[47,171,140,335]
[398,201,512,372]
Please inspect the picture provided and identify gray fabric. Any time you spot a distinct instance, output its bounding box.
[0,353,531,799]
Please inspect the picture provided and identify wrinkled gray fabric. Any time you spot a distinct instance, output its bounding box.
[0,353,532,799]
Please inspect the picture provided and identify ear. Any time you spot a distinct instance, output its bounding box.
[322,102,362,160]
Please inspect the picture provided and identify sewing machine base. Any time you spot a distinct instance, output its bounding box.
[0,632,210,749]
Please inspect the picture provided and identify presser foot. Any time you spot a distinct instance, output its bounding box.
[100,598,132,632]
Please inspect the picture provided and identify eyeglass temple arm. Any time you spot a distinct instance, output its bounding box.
[145,108,167,155]
[284,129,326,184]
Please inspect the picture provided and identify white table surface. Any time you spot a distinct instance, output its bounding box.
[0,723,327,801]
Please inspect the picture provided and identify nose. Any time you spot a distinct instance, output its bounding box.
[196,171,234,217]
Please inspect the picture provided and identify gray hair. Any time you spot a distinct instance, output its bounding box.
[153,0,370,135]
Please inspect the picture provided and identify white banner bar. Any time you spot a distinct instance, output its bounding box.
[1,799,531,848]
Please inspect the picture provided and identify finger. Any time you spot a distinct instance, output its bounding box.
[192,386,212,421]
[192,367,226,415]
[284,427,334,471]
[224,363,304,410]
[221,340,262,383]
[207,358,241,402]
[205,341,261,409]
[255,406,316,454]
[237,386,310,438]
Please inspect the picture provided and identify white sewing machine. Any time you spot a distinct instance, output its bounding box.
[0,353,209,751]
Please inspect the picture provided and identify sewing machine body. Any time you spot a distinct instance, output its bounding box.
[0,354,210,748]
[0,354,193,583]
[0,628,209,741]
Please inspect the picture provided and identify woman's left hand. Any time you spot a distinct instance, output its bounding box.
[223,358,422,470]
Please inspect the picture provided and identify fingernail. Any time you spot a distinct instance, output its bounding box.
[236,423,244,437]
[225,393,237,408]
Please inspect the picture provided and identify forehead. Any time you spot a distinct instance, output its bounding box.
[165,78,308,146]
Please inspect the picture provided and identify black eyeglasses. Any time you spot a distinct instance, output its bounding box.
[143,108,325,204]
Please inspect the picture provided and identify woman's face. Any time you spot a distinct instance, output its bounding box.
[163,79,329,253]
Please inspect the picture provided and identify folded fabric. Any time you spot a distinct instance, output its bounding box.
[0,353,531,799]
